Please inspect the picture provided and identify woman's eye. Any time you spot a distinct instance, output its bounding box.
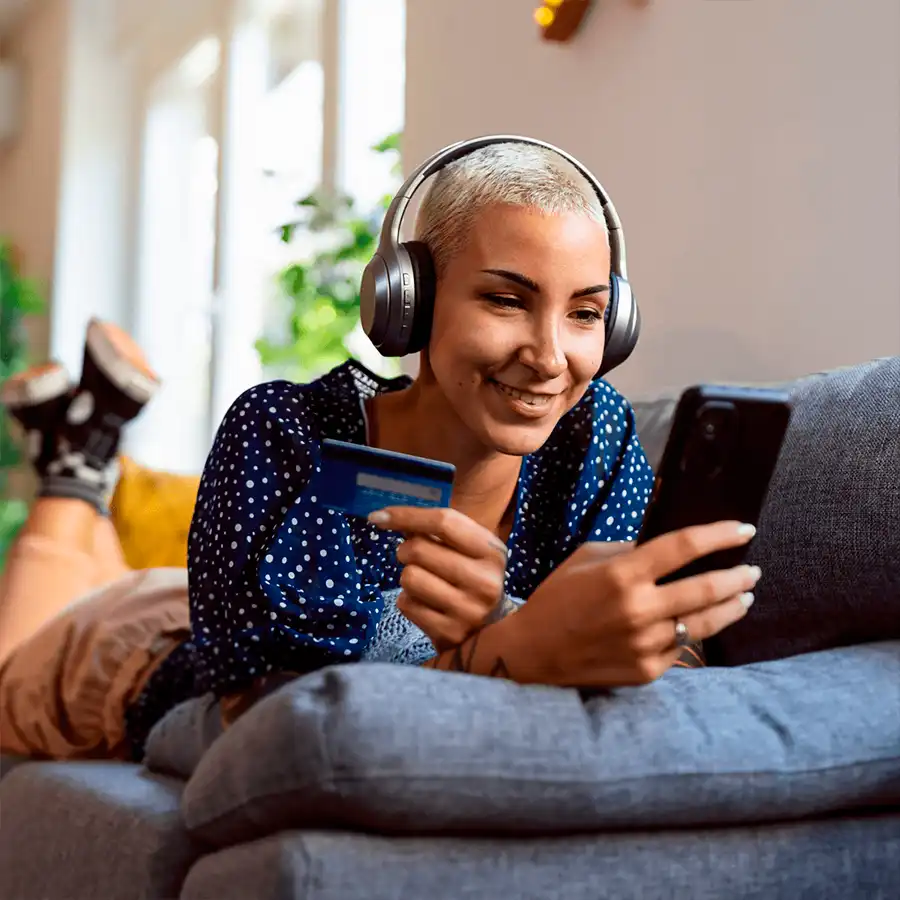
[484,294,525,310]
[572,308,604,324]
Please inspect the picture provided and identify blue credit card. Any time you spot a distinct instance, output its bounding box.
[312,438,455,519]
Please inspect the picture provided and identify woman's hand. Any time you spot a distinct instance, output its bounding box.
[498,521,761,687]
[368,506,509,652]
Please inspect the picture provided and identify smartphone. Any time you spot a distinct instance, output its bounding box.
[636,385,792,583]
[313,438,455,519]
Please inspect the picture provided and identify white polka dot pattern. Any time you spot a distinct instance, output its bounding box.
[186,360,654,697]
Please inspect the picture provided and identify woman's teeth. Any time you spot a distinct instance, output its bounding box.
[492,381,553,408]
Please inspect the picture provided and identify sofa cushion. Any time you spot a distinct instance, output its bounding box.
[144,694,224,779]
[181,642,900,847]
[631,394,679,472]
[0,760,199,900]
[180,814,900,900]
[702,356,900,665]
[0,752,27,779]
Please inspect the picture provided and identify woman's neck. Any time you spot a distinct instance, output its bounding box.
[368,381,521,541]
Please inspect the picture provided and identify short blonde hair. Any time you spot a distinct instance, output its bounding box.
[414,142,608,274]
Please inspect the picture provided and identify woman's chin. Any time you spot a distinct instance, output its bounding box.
[479,420,555,457]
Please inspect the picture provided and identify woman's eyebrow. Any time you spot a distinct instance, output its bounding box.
[572,283,609,299]
[481,269,609,299]
[481,269,540,291]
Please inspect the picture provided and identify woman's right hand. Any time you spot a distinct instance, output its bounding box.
[497,521,761,687]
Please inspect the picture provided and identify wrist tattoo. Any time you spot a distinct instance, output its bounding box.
[447,631,482,672]
[484,591,520,625]
[422,631,513,680]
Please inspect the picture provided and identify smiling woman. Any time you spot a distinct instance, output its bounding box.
[180,139,754,721]
[0,136,759,762]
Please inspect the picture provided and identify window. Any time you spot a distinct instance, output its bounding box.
[119,0,406,472]
[128,37,221,473]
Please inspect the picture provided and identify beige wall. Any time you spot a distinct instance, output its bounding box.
[0,0,65,360]
[404,0,900,396]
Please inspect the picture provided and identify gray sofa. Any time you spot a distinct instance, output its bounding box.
[2,358,899,900]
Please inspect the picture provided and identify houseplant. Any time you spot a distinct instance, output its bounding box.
[0,241,45,568]
[255,132,403,384]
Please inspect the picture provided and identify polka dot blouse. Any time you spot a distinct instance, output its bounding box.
[185,359,655,699]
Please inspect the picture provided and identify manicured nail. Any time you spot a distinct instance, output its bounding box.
[746,565,762,584]
[368,510,391,526]
[737,523,757,538]
[739,591,755,609]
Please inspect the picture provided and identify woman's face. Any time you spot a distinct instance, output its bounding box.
[426,202,612,457]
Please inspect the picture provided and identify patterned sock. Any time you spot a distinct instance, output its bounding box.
[42,318,161,512]
[1,362,73,476]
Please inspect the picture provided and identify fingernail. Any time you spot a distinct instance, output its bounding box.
[739,591,755,609]
[368,510,391,526]
[737,523,757,538]
[746,565,762,584]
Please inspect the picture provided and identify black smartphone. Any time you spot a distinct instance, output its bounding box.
[636,385,792,583]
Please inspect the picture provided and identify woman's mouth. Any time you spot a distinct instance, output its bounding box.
[488,379,558,416]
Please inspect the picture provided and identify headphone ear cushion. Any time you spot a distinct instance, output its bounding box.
[598,274,640,378]
[401,240,437,355]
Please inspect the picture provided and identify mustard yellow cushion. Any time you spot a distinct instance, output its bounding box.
[110,456,200,570]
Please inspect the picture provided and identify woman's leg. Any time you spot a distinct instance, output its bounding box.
[91,512,132,588]
[0,498,97,666]
[0,320,192,761]
[0,567,191,760]
[0,499,132,665]
[0,320,159,664]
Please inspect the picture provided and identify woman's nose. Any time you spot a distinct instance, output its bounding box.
[518,319,567,380]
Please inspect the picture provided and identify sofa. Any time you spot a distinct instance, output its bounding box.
[1,357,898,900]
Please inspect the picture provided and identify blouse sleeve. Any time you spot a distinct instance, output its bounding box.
[585,383,656,542]
[187,381,382,697]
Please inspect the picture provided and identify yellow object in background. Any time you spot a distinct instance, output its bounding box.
[534,6,555,27]
[110,456,200,571]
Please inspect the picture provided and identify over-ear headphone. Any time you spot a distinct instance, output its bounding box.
[360,134,640,378]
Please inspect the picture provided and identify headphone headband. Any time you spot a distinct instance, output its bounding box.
[380,134,627,280]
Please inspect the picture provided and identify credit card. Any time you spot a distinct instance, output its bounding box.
[312,438,455,519]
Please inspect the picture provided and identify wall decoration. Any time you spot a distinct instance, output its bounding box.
[534,0,595,43]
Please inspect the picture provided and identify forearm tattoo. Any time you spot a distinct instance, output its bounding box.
[422,630,513,679]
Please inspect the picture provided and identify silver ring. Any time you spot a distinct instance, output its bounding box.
[674,620,691,647]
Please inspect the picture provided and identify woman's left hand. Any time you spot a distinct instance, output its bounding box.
[368,506,509,653]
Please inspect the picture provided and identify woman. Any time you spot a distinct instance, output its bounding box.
[0,140,760,762]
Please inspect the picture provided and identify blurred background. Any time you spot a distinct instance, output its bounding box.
[1,0,899,556]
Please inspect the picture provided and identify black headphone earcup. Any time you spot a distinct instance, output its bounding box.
[401,240,437,355]
[598,274,640,378]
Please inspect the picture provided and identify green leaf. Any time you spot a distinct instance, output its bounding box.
[280,264,308,298]
[372,132,401,154]
[264,130,402,382]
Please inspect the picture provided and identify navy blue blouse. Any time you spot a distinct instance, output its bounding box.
[184,360,655,698]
